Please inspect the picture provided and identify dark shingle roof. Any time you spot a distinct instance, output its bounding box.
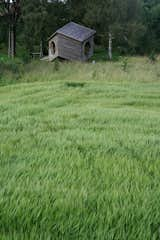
[49,22,96,42]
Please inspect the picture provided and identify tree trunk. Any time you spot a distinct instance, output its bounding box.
[8,24,16,58]
[8,24,11,57]
[11,24,16,58]
[108,32,112,60]
[40,40,43,58]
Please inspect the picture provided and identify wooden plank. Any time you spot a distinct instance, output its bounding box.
[57,34,82,61]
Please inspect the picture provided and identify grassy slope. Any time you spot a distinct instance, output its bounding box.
[0,58,160,239]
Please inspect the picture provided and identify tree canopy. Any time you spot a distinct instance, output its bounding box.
[0,0,160,55]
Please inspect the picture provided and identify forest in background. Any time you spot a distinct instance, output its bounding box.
[0,0,160,58]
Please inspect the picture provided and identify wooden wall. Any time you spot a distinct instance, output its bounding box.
[48,35,59,60]
[82,36,94,61]
[57,34,82,61]
[48,33,94,61]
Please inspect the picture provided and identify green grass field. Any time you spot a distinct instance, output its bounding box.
[0,57,160,239]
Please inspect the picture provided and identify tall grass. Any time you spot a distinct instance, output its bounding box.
[0,57,160,239]
[0,55,24,85]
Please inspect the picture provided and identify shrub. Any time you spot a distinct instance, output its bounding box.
[111,52,121,62]
[0,65,4,84]
[0,55,24,84]
[53,59,60,71]
[20,52,31,64]
[65,82,85,88]
[121,57,129,72]
[148,51,158,63]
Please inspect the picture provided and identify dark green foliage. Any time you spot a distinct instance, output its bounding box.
[0,59,19,75]
[91,47,108,62]
[148,51,158,63]
[65,82,85,88]
[0,56,24,85]
[53,59,60,72]
[19,51,31,64]
[121,57,129,72]
[92,70,98,80]
[0,67,4,84]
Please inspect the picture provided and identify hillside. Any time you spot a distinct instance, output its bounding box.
[0,58,160,239]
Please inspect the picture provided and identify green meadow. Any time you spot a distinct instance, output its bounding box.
[0,57,160,239]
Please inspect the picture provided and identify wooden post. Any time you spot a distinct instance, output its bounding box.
[10,24,16,58]
[40,40,43,58]
[8,24,11,57]
[4,0,20,58]
[8,24,16,58]
[108,32,112,60]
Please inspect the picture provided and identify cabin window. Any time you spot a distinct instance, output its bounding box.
[50,41,56,55]
[84,41,91,57]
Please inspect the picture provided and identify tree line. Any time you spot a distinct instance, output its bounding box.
[0,0,160,57]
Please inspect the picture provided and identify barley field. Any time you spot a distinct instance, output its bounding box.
[0,57,160,239]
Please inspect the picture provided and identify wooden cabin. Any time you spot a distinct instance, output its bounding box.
[48,22,96,62]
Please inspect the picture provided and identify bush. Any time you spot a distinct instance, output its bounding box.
[111,52,121,62]
[0,56,5,82]
[0,55,24,84]
[53,59,60,71]
[65,82,85,88]
[148,51,158,63]
[0,65,4,83]
[19,52,31,64]
[121,57,129,72]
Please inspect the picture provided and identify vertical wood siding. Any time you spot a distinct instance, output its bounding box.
[48,33,94,61]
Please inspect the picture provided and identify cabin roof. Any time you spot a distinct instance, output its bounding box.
[48,22,96,42]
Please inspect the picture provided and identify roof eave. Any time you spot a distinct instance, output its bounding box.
[48,32,57,41]
[48,31,96,42]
